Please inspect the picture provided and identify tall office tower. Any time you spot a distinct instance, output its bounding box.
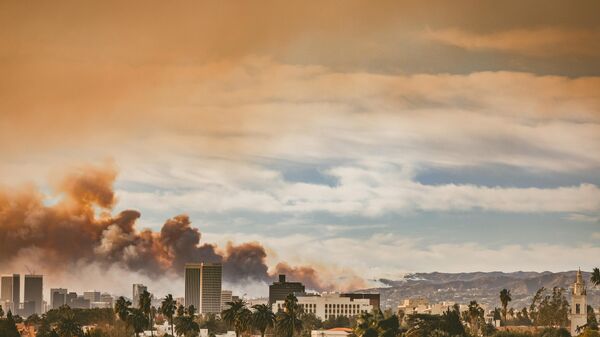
[268,274,305,305]
[50,288,68,309]
[24,274,43,316]
[12,274,20,314]
[83,291,101,303]
[1,275,14,312]
[185,263,222,314]
[220,290,233,311]
[132,284,147,308]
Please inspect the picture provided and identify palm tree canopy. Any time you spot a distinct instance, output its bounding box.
[252,304,276,333]
[115,296,132,322]
[129,308,150,334]
[591,267,600,286]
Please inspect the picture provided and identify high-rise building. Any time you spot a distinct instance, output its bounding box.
[220,290,233,311]
[1,275,14,312]
[132,284,147,308]
[24,274,43,316]
[268,274,305,305]
[185,263,222,314]
[12,274,20,314]
[50,288,68,309]
[570,269,587,336]
[83,291,101,303]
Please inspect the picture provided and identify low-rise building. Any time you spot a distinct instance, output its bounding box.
[273,293,372,320]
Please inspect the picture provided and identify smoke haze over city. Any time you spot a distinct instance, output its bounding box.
[1,0,600,300]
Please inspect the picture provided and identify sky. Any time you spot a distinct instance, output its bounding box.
[1,0,600,298]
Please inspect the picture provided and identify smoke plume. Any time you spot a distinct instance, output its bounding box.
[0,163,350,291]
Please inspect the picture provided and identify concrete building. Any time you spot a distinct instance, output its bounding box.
[83,291,101,303]
[133,284,147,308]
[185,263,222,314]
[1,275,15,313]
[70,295,90,309]
[269,274,305,305]
[221,290,233,311]
[50,288,67,309]
[273,293,372,320]
[23,274,43,316]
[570,269,587,336]
[100,293,114,307]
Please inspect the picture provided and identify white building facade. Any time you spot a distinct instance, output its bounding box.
[273,293,372,320]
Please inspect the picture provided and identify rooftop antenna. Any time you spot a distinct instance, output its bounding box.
[25,265,36,275]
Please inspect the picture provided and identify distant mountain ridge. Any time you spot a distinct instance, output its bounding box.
[360,271,600,310]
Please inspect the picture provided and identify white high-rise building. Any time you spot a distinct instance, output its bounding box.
[570,269,587,336]
[273,293,372,320]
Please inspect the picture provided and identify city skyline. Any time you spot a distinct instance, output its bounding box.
[1,0,600,300]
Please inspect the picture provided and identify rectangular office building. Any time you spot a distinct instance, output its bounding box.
[185,263,222,314]
[24,274,43,316]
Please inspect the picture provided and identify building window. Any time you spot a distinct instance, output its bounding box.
[576,304,580,314]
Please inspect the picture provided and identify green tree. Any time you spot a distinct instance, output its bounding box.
[115,296,132,322]
[580,329,600,337]
[177,305,186,318]
[57,309,83,337]
[139,290,154,335]
[464,301,484,336]
[0,305,4,318]
[530,287,569,327]
[175,313,200,337]
[129,308,149,337]
[222,299,251,337]
[499,289,512,324]
[187,305,196,318]
[252,304,276,337]
[591,267,600,287]
[0,311,21,337]
[161,294,177,337]
[300,312,322,337]
[588,305,599,330]
[276,294,303,337]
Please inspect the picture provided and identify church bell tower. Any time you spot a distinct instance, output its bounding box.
[570,268,587,336]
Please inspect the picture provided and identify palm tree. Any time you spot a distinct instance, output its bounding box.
[56,310,83,337]
[175,313,200,337]
[222,299,251,337]
[150,306,157,336]
[161,294,177,337]
[466,300,484,336]
[139,290,153,336]
[276,294,303,337]
[354,312,377,337]
[252,304,276,337]
[591,267,600,286]
[499,289,512,323]
[129,308,149,337]
[115,296,132,322]
[188,305,197,318]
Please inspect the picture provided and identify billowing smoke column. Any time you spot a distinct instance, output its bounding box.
[0,163,341,290]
